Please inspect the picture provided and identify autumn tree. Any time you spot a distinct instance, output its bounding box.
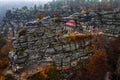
[18,28,27,37]
[30,66,51,80]
[106,36,120,72]
[85,42,94,53]
[87,49,109,80]
[93,34,106,50]
[0,73,5,80]
[0,40,13,57]
[0,58,9,72]
[29,64,61,80]
[0,37,13,74]
[37,13,44,20]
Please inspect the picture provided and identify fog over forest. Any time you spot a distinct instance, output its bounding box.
[0,0,51,21]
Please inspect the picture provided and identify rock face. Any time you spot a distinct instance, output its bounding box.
[9,17,83,72]
[8,9,120,72]
[8,19,60,71]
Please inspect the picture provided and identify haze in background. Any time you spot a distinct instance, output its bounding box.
[0,0,52,21]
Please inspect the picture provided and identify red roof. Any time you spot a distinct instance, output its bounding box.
[65,20,76,27]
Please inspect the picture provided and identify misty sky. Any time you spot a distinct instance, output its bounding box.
[0,0,52,8]
[0,0,52,3]
[0,0,53,20]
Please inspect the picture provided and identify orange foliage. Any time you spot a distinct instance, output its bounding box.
[107,36,120,71]
[85,44,94,52]
[33,66,51,80]
[87,49,108,80]
[41,65,51,78]
[0,40,12,72]
[0,58,9,72]
[57,32,62,36]
[0,41,13,57]
[0,73,5,80]
[93,35,106,50]
[37,13,44,20]
[40,71,48,79]
[18,29,27,36]
[32,65,60,80]
[65,33,93,43]
[51,13,60,18]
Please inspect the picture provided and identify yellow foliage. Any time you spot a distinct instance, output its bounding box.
[51,13,60,18]
[65,33,93,43]
[0,76,5,80]
[86,44,94,52]
[40,71,48,79]
[57,32,62,36]
[37,65,51,80]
